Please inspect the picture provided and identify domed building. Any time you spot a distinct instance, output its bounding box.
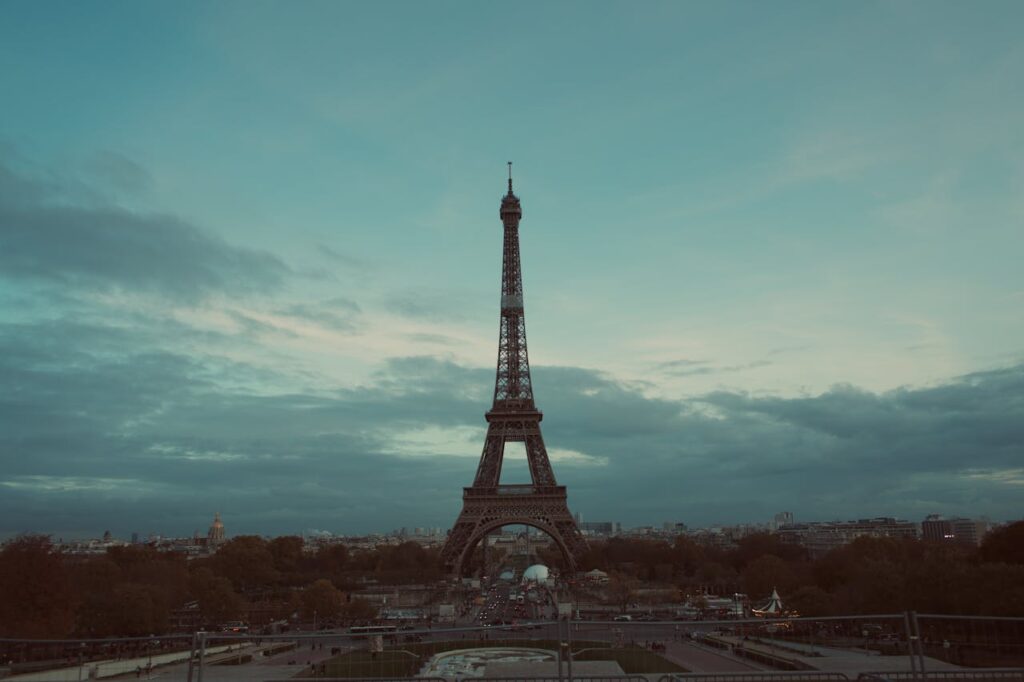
[207,512,226,546]
[522,564,549,583]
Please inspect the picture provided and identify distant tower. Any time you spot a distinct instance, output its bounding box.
[440,166,587,575]
[207,512,226,545]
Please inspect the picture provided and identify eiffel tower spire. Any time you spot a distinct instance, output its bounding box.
[494,161,533,410]
[441,168,587,576]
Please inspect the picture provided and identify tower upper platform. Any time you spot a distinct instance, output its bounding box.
[501,163,522,220]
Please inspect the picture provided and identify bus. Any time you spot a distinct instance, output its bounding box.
[349,625,398,636]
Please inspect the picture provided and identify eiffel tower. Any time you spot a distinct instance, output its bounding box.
[440,165,587,576]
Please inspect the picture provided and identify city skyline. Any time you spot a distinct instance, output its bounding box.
[43,509,1008,546]
[2,2,1023,539]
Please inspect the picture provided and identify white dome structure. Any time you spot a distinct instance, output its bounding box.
[499,570,515,581]
[522,564,549,582]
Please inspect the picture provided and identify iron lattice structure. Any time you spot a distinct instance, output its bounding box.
[441,169,587,576]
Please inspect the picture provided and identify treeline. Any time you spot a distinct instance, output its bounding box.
[572,522,1024,617]
[0,535,442,639]
[3,524,1021,638]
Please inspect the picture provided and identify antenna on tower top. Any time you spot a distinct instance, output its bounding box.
[507,161,513,193]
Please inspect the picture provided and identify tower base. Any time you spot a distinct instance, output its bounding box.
[441,484,587,576]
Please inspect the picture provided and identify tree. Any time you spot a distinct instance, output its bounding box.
[70,557,123,596]
[980,522,1024,564]
[833,558,905,614]
[268,536,305,578]
[78,582,169,637]
[814,536,918,591]
[342,598,378,622]
[316,542,349,574]
[109,584,161,636]
[671,536,706,577]
[732,533,807,569]
[212,536,277,591]
[301,579,344,621]
[606,572,639,612]
[695,561,737,591]
[742,554,796,599]
[105,545,188,630]
[372,541,443,583]
[787,585,835,616]
[971,563,1024,615]
[579,542,609,572]
[72,558,125,636]
[0,535,76,637]
[191,567,245,624]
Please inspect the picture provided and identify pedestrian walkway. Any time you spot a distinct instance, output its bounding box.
[711,636,964,676]
[661,641,766,674]
[8,644,242,682]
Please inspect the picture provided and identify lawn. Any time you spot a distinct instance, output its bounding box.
[302,638,686,678]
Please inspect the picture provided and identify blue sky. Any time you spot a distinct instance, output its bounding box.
[1,1,1022,539]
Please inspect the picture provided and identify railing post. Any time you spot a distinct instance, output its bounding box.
[904,611,919,681]
[910,611,926,677]
[196,632,207,682]
[913,610,929,675]
[566,613,574,682]
[186,632,197,682]
[555,616,564,682]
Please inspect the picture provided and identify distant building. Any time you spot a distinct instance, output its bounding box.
[580,521,621,536]
[921,514,989,546]
[687,524,769,550]
[207,512,226,546]
[777,517,918,557]
[773,511,794,529]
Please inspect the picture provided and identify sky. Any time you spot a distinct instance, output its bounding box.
[1,1,1022,540]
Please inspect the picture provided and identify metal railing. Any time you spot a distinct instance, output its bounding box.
[2,614,1022,682]
[857,671,1024,682]
[660,674,851,682]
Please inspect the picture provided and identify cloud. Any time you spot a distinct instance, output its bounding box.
[403,332,460,346]
[316,243,369,270]
[0,158,288,302]
[656,359,772,377]
[85,151,153,195]
[654,359,710,370]
[383,289,471,322]
[1,307,1021,538]
[276,297,361,332]
[227,310,301,338]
